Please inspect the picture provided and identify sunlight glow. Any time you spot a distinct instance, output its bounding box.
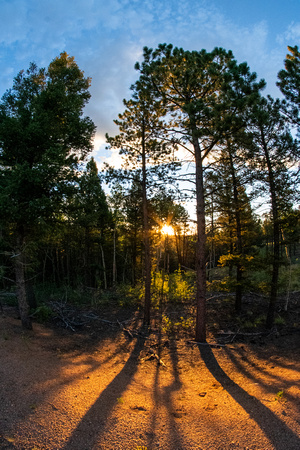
[161,224,175,236]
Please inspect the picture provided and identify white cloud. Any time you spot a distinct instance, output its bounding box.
[0,0,297,171]
[277,21,300,45]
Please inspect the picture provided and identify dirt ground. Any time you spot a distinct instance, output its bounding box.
[0,300,300,450]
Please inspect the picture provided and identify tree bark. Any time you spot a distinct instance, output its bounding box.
[261,130,280,329]
[193,129,207,343]
[228,144,243,313]
[100,243,107,290]
[142,124,152,326]
[15,227,32,330]
[113,227,117,286]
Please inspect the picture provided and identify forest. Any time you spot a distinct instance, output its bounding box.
[0,45,299,344]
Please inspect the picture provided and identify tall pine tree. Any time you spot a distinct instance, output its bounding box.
[135,44,264,341]
[0,53,96,328]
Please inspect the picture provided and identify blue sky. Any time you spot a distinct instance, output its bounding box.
[1,0,300,166]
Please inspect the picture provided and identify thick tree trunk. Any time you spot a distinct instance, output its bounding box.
[15,228,32,330]
[193,131,207,343]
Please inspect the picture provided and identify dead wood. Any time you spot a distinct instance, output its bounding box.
[117,319,134,339]
[142,348,166,367]
[187,340,225,348]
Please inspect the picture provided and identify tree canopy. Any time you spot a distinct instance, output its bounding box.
[0,52,96,328]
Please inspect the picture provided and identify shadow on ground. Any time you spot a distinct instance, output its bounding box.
[199,344,300,450]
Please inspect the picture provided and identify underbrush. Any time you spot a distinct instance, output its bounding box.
[1,263,299,336]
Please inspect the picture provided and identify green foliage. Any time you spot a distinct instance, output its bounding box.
[277,45,300,130]
[151,271,169,307]
[114,283,145,307]
[31,305,53,323]
[0,292,17,307]
[275,390,286,403]
[34,282,144,310]
[168,268,195,303]
[89,289,112,307]
[161,314,194,335]
[151,269,194,307]
[101,284,144,308]
[207,276,237,293]
[236,313,267,330]
[0,44,299,335]
[274,316,286,326]
[0,53,96,328]
[0,53,96,228]
[34,283,92,306]
[219,253,256,271]
[285,264,300,292]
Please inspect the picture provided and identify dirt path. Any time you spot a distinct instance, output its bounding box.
[0,311,300,450]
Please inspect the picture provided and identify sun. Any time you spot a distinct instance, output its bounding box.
[161,224,175,236]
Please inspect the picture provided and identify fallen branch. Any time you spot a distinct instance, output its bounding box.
[98,318,117,327]
[217,331,264,337]
[142,348,166,367]
[97,318,151,340]
[117,319,133,339]
[57,315,76,332]
[216,329,280,343]
[187,340,225,348]
[49,301,83,331]
[206,293,235,302]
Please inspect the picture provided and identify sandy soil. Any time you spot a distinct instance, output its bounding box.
[0,306,300,450]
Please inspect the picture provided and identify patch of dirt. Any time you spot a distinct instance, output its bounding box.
[0,301,300,450]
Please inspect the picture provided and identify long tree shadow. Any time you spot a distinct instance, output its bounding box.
[199,344,300,450]
[63,334,146,450]
[223,345,300,412]
[147,338,185,450]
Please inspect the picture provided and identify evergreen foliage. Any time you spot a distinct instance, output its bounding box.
[0,53,96,328]
[0,45,299,338]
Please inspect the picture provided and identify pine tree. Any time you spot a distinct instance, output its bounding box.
[135,44,264,341]
[106,80,178,326]
[248,95,298,328]
[277,45,300,131]
[0,53,96,328]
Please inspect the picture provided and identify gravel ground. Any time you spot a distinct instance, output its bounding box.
[0,309,300,450]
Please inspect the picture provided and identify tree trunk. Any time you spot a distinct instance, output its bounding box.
[84,227,91,287]
[113,227,117,286]
[228,144,243,313]
[15,227,32,330]
[142,127,151,326]
[261,131,280,329]
[100,244,107,290]
[266,220,279,328]
[193,130,207,343]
